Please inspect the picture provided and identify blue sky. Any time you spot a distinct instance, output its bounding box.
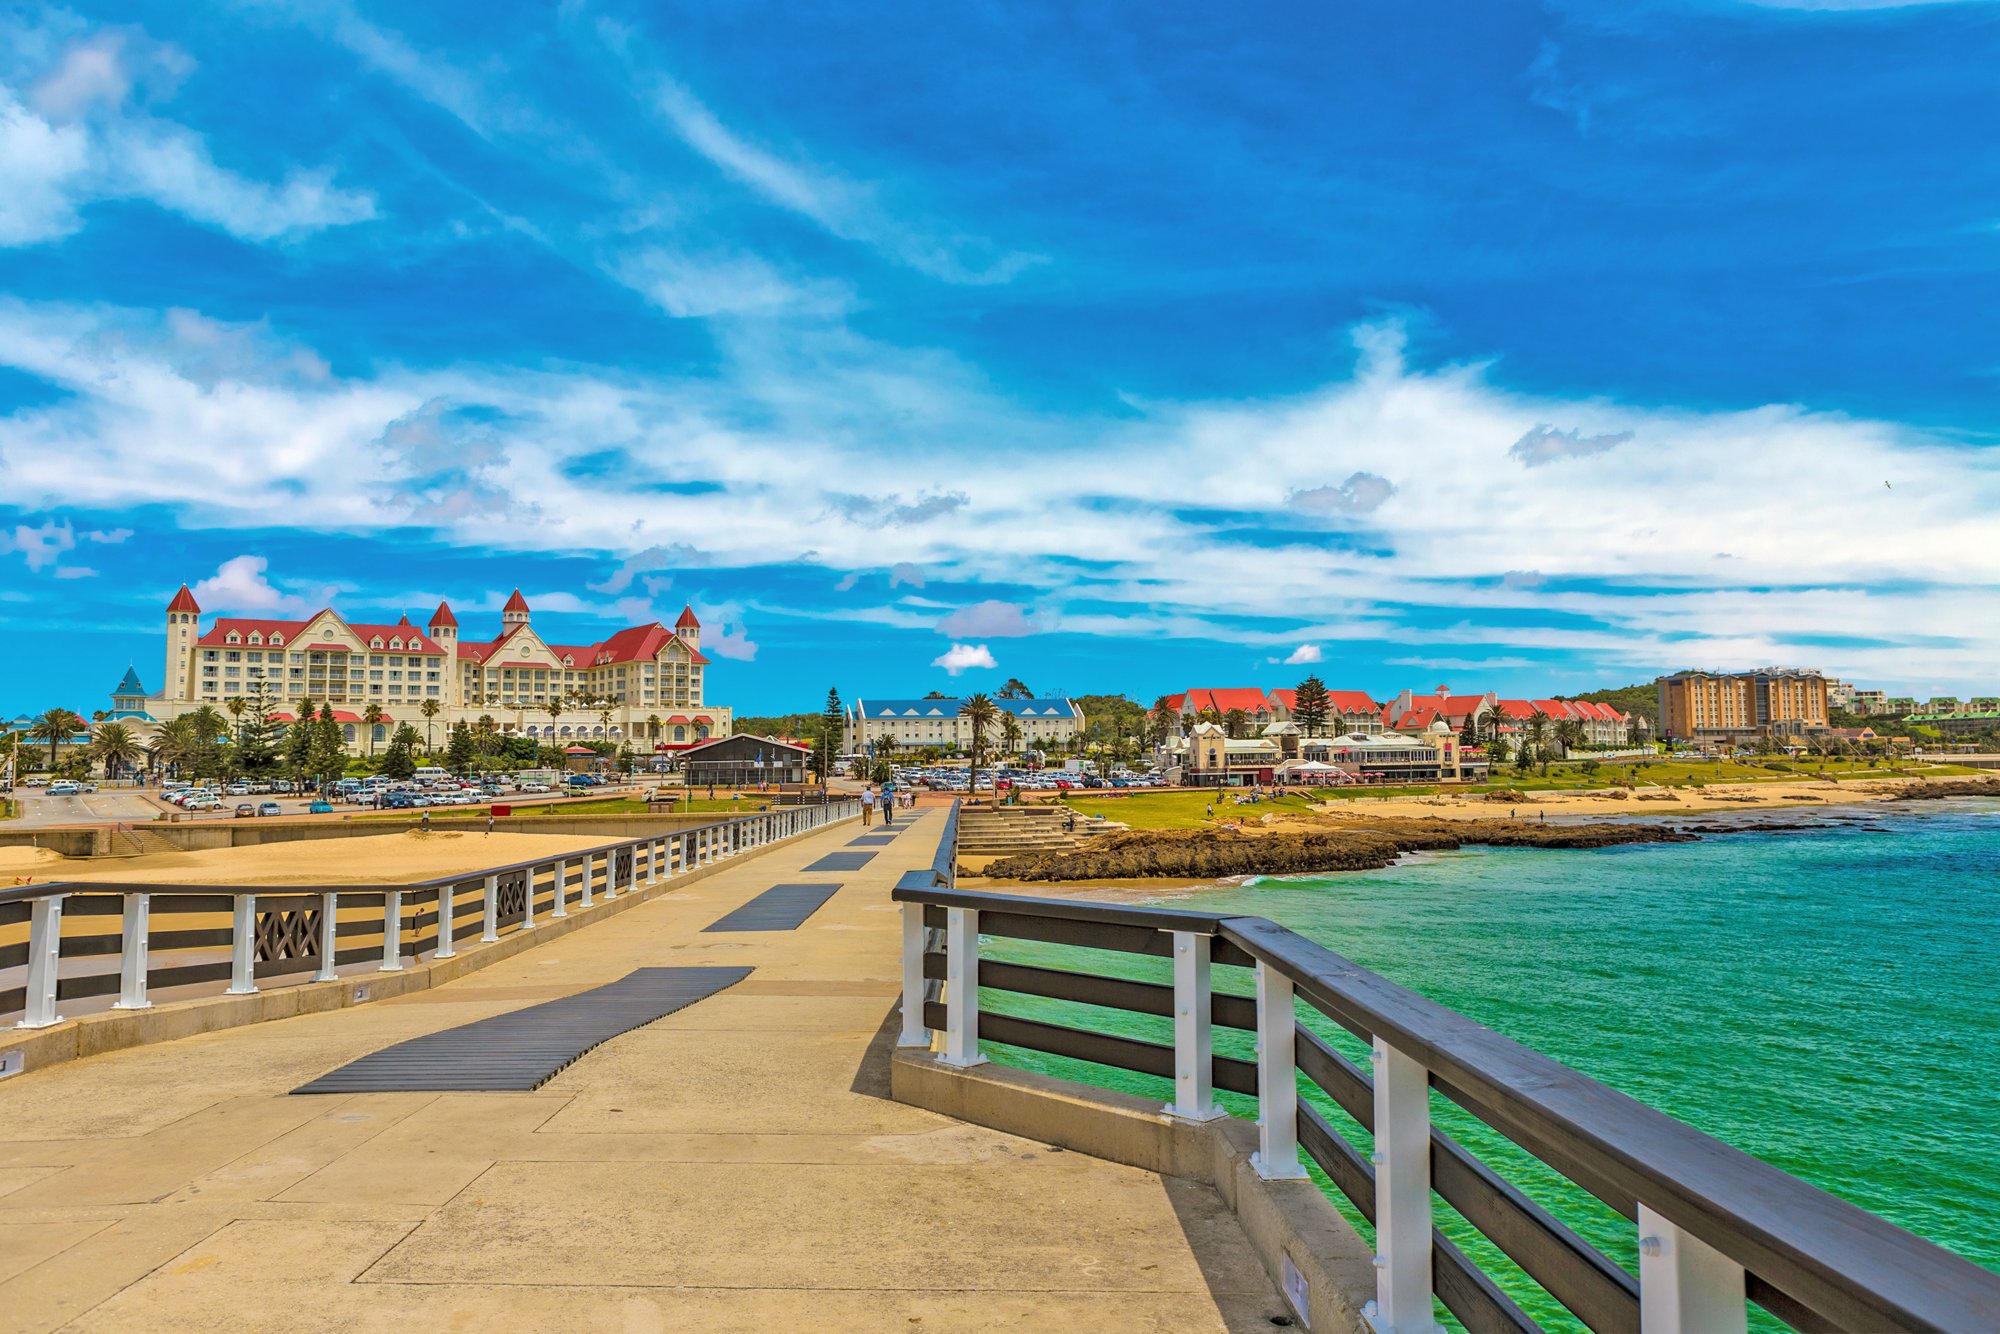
[2,0,1997,715]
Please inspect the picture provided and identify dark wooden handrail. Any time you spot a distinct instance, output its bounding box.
[896,882,2000,1333]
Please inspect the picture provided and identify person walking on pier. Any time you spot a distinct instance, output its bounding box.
[860,785,876,827]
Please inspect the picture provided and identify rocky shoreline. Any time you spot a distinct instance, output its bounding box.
[1889,777,2000,801]
[982,817,1696,882]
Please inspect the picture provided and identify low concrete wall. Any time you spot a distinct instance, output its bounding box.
[892,1050,1375,1333]
[0,815,848,1080]
[0,829,96,857]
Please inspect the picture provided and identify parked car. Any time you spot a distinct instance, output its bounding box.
[308,799,334,814]
[518,782,551,793]
[257,801,283,817]
[235,803,257,817]
[47,781,80,796]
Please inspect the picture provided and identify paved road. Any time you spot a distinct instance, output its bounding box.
[0,811,1282,1332]
[5,789,165,829]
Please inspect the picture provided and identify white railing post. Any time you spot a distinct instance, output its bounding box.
[940,906,986,1067]
[227,894,259,994]
[1368,1036,1435,1333]
[550,861,567,918]
[898,902,931,1048]
[520,869,538,930]
[1166,931,1222,1120]
[380,890,404,970]
[1637,1204,1748,1334]
[114,893,152,1010]
[18,894,67,1028]
[1251,961,1305,1178]
[435,885,459,958]
[314,891,339,981]
[576,857,592,909]
[643,839,656,884]
[626,845,640,893]
[600,850,617,900]
[481,874,499,942]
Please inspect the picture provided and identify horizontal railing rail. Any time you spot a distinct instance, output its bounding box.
[3,800,861,1029]
[891,817,2000,1334]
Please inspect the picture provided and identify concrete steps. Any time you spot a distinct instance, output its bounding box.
[955,808,1126,856]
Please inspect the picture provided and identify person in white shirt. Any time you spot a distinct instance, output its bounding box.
[860,786,876,826]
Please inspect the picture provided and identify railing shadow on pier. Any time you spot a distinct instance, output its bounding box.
[3,801,860,1027]
[892,799,2000,1334]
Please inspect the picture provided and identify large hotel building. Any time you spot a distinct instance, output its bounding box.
[145,585,731,752]
[1655,668,1829,744]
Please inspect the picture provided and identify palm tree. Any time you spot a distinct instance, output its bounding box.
[646,712,662,742]
[541,693,567,768]
[958,693,999,797]
[597,699,615,751]
[1555,719,1586,759]
[473,714,498,766]
[149,715,200,779]
[419,698,442,752]
[28,708,85,768]
[1001,714,1022,762]
[90,722,142,780]
[1523,715,1550,769]
[361,703,387,758]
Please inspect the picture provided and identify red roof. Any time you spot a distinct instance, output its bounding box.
[1327,691,1378,713]
[666,715,690,724]
[693,715,714,724]
[1399,693,1490,724]
[503,589,530,613]
[1268,688,1297,710]
[1397,708,1442,731]
[196,617,442,653]
[461,619,710,668]
[268,710,365,723]
[1152,693,1187,715]
[676,605,700,629]
[1182,687,1276,715]
[1495,699,1538,721]
[1532,699,1578,720]
[428,601,457,628]
[167,584,200,613]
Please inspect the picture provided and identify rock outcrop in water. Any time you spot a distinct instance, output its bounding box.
[982,818,1695,882]
[1890,778,2000,801]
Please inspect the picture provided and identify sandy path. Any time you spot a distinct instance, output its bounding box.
[0,830,623,887]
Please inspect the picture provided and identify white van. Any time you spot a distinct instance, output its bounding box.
[411,766,452,787]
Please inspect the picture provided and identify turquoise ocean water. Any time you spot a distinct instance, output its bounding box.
[981,798,2000,1329]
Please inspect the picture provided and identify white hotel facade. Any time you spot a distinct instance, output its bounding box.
[148,585,731,752]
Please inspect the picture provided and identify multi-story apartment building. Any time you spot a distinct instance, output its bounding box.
[151,585,730,753]
[846,697,1083,753]
[1656,668,1829,744]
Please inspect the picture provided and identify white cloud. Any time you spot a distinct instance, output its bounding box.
[0,518,77,570]
[5,299,2000,692]
[938,600,1041,638]
[1283,644,1324,665]
[706,622,758,661]
[190,555,335,616]
[888,562,926,589]
[590,544,706,595]
[53,565,96,579]
[932,643,997,676]
[1509,424,1633,467]
[83,526,132,544]
[1290,472,1396,516]
[0,25,374,249]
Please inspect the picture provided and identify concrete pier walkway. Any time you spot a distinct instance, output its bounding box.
[0,813,1285,1332]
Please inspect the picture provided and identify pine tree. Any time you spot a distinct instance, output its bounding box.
[381,724,420,780]
[446,720,475,773]
[1292,676,1330,737]
[814,688,843,782]
[284,695,318,782]
[308,704,345,789]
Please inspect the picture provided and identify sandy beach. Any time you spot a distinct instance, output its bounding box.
[1302,777,1917,822]
[0,829,621,887]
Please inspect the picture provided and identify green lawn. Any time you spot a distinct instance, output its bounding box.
[1058,757,1983,830]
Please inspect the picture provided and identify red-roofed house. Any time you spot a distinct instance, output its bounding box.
[1383,690,1496,732]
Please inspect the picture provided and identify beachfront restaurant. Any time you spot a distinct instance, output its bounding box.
[1309,728,1487,783]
